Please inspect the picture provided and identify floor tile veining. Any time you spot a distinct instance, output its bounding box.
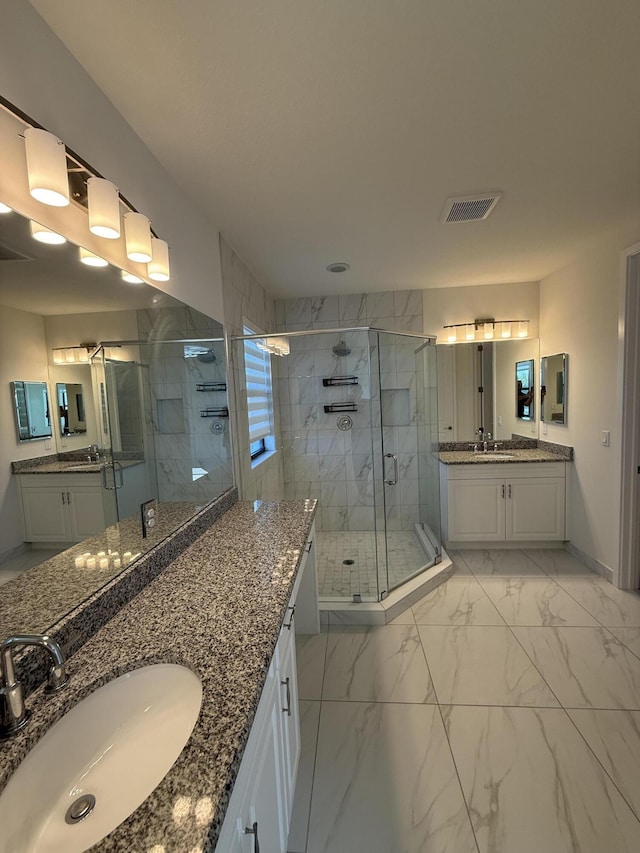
[290,548,640,852]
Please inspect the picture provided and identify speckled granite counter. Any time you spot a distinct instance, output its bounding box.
[439,448,571,464]
[13,459,143,475]
[0,499,317,852]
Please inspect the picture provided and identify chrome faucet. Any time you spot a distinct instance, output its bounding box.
[483,432,492,452]
[86,444,100,462]
[0,635,67,738]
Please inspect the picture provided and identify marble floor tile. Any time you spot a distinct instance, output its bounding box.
[447,549,473,577]
[296,631,328,700]
[606,626,640,659]
[457,549,544,576]
[323,625,435,703]
[552,576,640,627]
[513,627,640,709]
[478,577,599,626]
[387,607,415,625]
[418,625,558,706]
[524,548,597,577]
[307,702,477,853]
[444,705,640,853]
[288,700,321,853]
[412,578,505,626]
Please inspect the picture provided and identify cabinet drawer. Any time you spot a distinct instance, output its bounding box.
[446,462,565,480]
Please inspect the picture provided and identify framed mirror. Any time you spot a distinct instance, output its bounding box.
[515,359,535,421]
[541,353,567,424]
[11,380,52,441]
[57,382,87,435]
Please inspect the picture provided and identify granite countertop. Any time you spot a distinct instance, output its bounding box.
[0,499,317,852]
[15,459,144,475]
[438,448,571,465]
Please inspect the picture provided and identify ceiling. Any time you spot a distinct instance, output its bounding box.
[30,1,640,297]
[0,209,179,315]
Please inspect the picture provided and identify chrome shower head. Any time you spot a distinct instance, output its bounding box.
[332,340,351,357]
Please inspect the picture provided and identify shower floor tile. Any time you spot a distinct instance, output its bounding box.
[315,530,429,599]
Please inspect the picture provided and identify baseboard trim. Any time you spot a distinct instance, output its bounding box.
[566,542,614,584]
[0,542,27,566]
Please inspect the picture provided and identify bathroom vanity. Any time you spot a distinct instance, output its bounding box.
[0,496,318,852]
[439,447,572,548]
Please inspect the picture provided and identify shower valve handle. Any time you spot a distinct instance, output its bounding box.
[384,453,398,485]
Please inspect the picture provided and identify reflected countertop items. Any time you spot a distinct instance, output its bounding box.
[0,498,317,852]
[439,442,573,465]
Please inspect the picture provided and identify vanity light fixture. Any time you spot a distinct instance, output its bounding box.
[443,318,530,344]
[124,212,152,263]
[0,202,12,213]
[87,177,120,239]
[79,247,109,267]
[30,220,66,245]
[52,344,96,365]
[255,336,290,357]
[148,237,170,282]
[24,128,70,207]
[121,270,144,284]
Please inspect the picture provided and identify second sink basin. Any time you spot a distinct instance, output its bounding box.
[472,452,516,461]
[0,663,202,853]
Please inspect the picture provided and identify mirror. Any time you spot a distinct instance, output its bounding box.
[57,382,86,435]
[437,338,540,442]
[0,208,232,637]
[541,352,567,424]
[11,380,52,441]
[515,359,535,421]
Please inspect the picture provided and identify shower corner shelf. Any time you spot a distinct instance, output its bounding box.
[322,376,359,387]
[324,402,358,413]
[200,407,229,418]
[196,382,227,392]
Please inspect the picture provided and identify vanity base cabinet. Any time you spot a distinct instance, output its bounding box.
[441,463,567,547]
[18,475,106,543]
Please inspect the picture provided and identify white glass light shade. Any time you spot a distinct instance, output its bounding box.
[30,220,66,244]
[124,212,152,263]
[52,349,65,364]
[465,324,475,341]
[24,127,69,207]
[65,348,76,363]
[87,177,120,239]
[517,321,529,338]
[78,348,90,363]
[79,247,109,267]
[501,322,512,338]
[0,202,12,214]
[148,238,170,281]
[484,322,494,340]
[121,270,144,284]
[446,328,457,343]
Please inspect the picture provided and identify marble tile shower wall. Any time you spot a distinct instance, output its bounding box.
[275,290,425,532]
[136,308,233,503]
[219,236,285,501]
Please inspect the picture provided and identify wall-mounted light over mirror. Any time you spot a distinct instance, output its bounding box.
[11,380,52,441]
[443,318,530,344]
[515,359,535,421]
[541,353,567,425]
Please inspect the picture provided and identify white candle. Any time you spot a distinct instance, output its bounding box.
[86,557,96,569]
[99,557,109,569]
[74,556,85,569]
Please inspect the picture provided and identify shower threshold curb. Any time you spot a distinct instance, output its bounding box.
[319,551,453,625]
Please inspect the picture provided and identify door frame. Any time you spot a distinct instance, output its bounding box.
[618,242,640,590]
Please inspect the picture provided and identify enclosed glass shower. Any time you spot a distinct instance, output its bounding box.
[236,327,442,603]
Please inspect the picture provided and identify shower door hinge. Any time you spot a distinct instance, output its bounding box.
[380,590,388,600]
[352,593,362,604]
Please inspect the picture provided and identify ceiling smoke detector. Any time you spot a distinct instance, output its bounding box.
[326,262,350,273]
[440,193,502,224]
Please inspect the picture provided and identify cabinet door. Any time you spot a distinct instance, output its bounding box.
[448,479,506,541]
[21,487,70,541]
[506,478,566,540]
[67,487,106,539]
[247,696,289,853]
[277,626,301,821]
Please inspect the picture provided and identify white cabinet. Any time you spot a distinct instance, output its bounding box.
[441,463,567,546]
[216,523,318,853]
[18,474,106,543]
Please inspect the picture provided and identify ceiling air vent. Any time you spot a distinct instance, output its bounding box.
[441,193,502,224]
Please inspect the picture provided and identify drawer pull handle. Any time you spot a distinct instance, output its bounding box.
[284,605,295,630]
[501,484,505,499]
[304,540,313,553]
[508,484,512,499]
[244,821,260,852]
[281,676,291,716]
[67,492,71,504]
[61,492,66,505]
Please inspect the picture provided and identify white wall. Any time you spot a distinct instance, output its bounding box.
[0,1,224,322]
[0,306,50,556]
[423,281,540,341]
[540,223,640,577]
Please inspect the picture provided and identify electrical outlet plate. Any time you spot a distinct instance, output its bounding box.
[140,498,158,539]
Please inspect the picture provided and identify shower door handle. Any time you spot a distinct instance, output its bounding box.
[384,453,398,486]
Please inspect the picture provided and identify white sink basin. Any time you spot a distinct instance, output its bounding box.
[472,453,516,461]
[0,664,202,853]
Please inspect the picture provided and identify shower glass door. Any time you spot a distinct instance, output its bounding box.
[375,330,442,596]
